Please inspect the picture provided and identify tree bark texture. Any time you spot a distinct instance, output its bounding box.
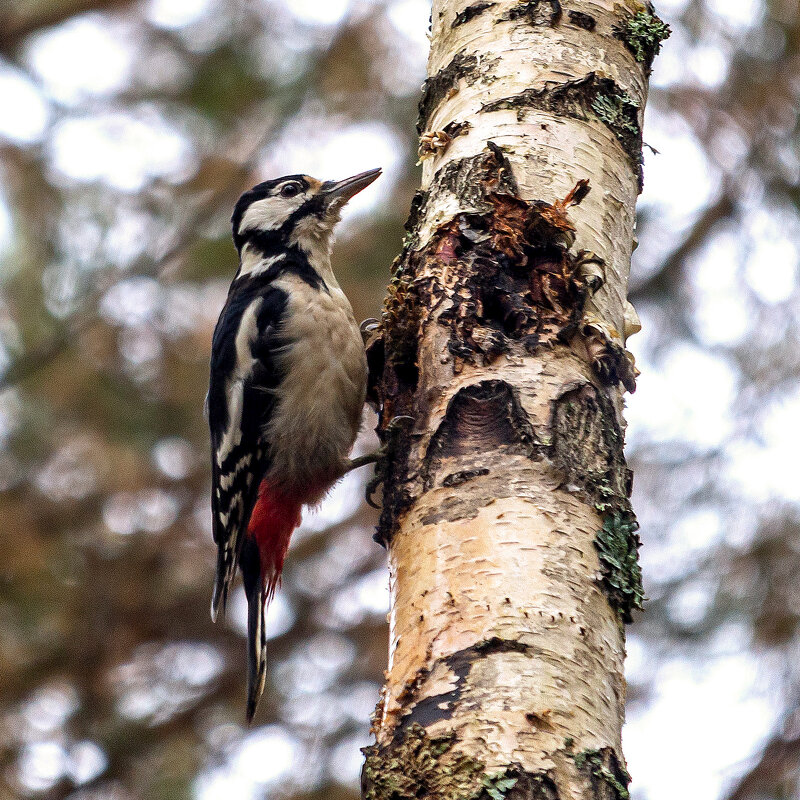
[363,2,667,799]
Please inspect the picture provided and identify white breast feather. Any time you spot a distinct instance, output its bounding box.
[267,275,367,497]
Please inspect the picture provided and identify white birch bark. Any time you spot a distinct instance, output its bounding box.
[362,2,667,799]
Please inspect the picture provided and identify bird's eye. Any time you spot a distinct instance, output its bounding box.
[280,183,301,198]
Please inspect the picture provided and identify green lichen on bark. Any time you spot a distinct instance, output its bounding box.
[591,88,640,141]
[591,91,638,135]
[361,724,516,800]
[571,748,632,800]
[590,85,642,188]
[481,770,519,799]
[615,11,671,69]
[594,512,643,623]
[362,725,558,800]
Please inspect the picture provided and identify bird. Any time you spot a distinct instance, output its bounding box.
[207,168,381,720]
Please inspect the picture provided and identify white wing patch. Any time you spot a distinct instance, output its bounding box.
[217,379,244,468]
[216,298,262,467]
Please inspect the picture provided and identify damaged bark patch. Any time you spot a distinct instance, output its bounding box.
[425,382,536,479]
[435,193,589,366]
[614,11,671,71]
[438,142,521,210]
[362,725,547,800]
[409,145,592,371]
[567,10,596,30]
[371,145,627,545]
[418,50,499,133]
[397,638,537,732]
[551,384,641,621]
[400,144,519,256]
[452,2,496,27]
[363,727,557,800]
[594,512,643,623]
[501,0,562,27]
[550,384,631,510]
[570,747,632,800]
[361,724,483,800]
[374,145,527,423]
[481,74,643,186]
[372,147,605,540]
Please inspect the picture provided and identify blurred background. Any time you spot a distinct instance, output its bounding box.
[0,0,798,798]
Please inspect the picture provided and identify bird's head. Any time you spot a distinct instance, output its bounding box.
[231,168,382,260]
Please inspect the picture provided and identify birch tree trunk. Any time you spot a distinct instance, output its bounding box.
[362,2,668,799]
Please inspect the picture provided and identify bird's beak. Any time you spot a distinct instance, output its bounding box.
[321,168,382,204]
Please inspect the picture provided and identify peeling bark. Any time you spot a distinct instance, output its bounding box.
[363,1,664,798]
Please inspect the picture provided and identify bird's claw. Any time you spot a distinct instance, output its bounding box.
[346,415,414,508]
[367,415,414,507]
[360,318,380,344]
[385,415,413,434]
[365,463,386,509]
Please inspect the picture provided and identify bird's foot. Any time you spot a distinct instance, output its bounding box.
[345,415,414,508]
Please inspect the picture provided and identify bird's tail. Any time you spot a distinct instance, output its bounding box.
[240,481,302,723]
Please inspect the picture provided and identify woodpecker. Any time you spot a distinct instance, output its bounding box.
[208,168,381,720]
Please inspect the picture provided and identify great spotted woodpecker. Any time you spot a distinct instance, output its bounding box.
[208,168,381,720]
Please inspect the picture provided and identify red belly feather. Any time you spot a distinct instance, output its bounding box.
[246,480,303,601]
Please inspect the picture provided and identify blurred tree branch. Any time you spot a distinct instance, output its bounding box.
[0,0,135,53]
[630,193,734,303]
[46,668,241,800]
[726,726,800,800]
[0,132,273,393]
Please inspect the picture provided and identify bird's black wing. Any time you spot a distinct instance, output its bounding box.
[208,282,288,619]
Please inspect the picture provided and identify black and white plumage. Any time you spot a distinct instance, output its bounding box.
[207,169,380,720]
